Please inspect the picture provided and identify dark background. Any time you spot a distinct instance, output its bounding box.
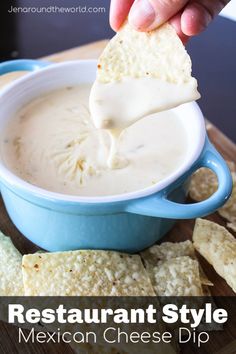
[0,0,235,141]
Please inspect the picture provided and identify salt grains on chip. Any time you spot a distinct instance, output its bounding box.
[141,240,212,292]
[97,23,197,85]
[22,250,155,296]
[141,240,195,266]
[141,242,204,296]
[143,256,203,296]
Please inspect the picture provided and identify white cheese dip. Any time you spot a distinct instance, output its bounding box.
[1,84,188,197]
[89,77,199,168]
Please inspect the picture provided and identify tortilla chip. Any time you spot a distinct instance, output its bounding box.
[97,23,196,85]
[189,161,236,225]
[22,250,155,296]
[143,255,203,296]
[91,23,199,131]
[193,219,236,293]
[189,161,235,201]
[0,231,24,296]
[141,240,212,288]
[141,240,195,265]
[189,168,219,202]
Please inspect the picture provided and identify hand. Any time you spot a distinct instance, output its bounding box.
[110,0,230,42]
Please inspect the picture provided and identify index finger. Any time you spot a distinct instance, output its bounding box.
[110,0,135,31]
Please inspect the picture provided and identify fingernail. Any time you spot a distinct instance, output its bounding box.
[129,0,155,30]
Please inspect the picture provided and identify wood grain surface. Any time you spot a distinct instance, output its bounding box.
[0,41,235,354]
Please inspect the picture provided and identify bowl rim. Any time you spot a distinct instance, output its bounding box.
[0,60,206,204]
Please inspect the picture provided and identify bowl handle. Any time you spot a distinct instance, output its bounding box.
[126,137,233,219]
[0,59,50,75]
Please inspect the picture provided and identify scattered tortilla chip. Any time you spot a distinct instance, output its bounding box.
[0,231,24,296]
[141,243,219,334]
[189,168,219,202]
[141,241,212,289]
[189,161,236,227]
[193,219,236,293]
[141,240,195,265]
[97,23,196,85]
[189,160,235,201]
[22,250,155,296]
[142,255,203,296]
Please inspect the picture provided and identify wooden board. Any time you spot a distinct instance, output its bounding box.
[0,41,235,354]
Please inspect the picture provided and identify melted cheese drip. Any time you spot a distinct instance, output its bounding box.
[90,77,199,167]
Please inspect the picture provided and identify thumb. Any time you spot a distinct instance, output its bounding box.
[129,0,189,31]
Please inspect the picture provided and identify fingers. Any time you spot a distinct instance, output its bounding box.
[110,0,135,31]
[169,13,190,44]
[110,0,230,39]
[181,0,231,36]
[128,0,189,31]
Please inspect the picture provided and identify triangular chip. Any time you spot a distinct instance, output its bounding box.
[0,231,24,295]
[193,219,236,293]
[141,242,203,296]
[141,240,212,290]
[90,23,200,130]
[142,255,203,296]
[97,23,196,84]
[22,250,155,296]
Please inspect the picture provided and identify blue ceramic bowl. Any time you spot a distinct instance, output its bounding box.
[0,59,232,252]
